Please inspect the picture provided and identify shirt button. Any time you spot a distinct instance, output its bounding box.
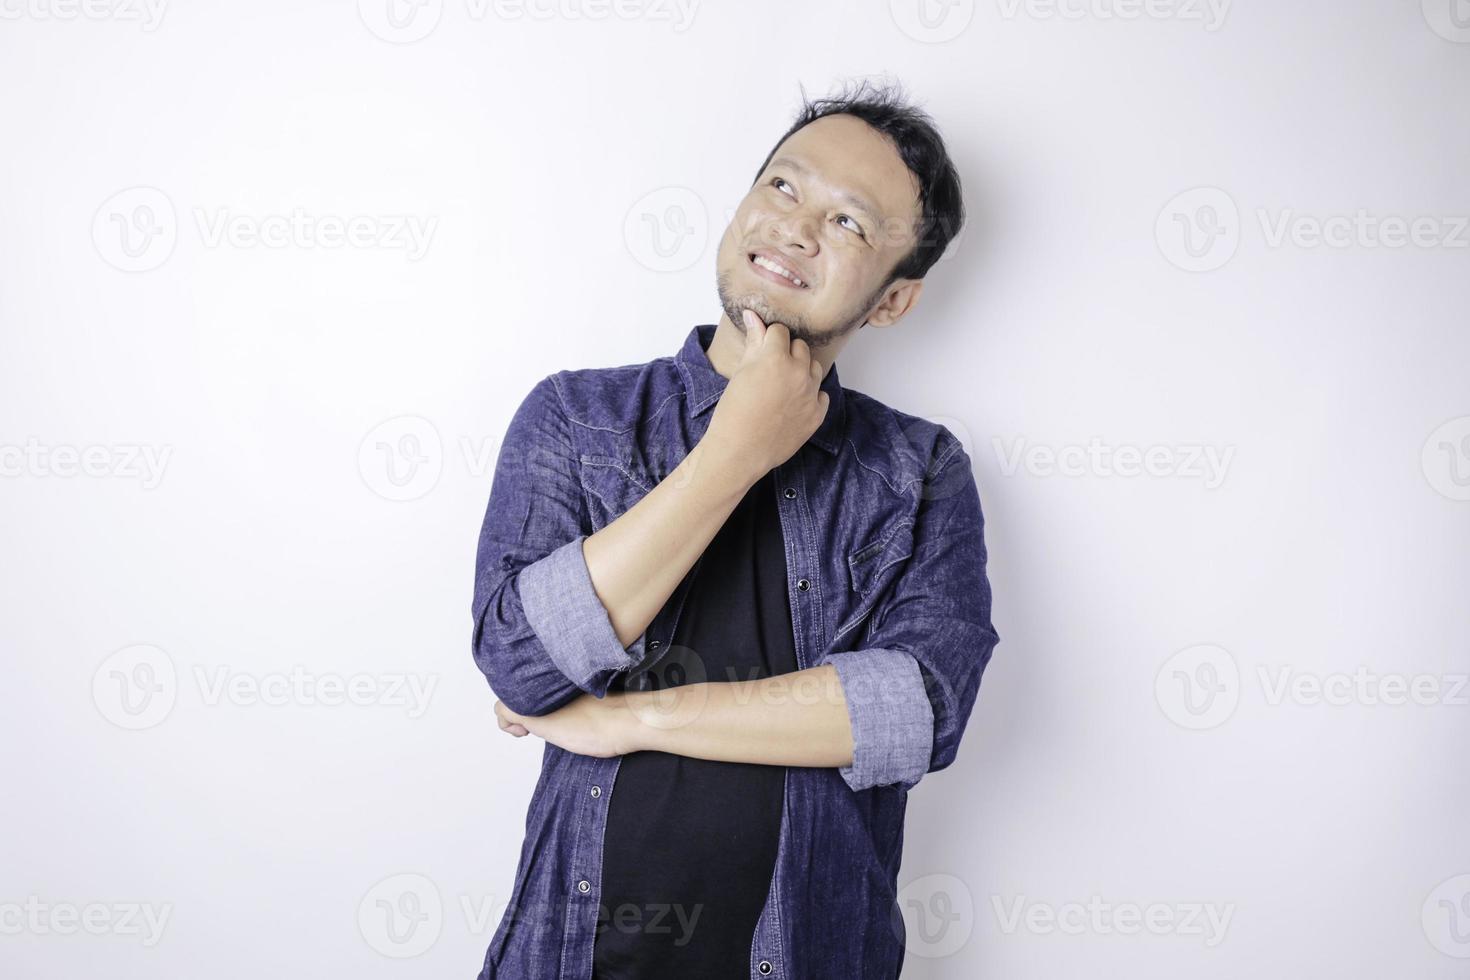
[782,487,796,499]
[796,578,810,592]
[578,879,591,893]
[648,639,662,650]
[758,960,773,975]
[590,785,601,798]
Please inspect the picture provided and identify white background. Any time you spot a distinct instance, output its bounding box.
[2,1,1467,977]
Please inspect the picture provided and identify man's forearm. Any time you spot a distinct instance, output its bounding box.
[615,663,856,769]
[582,433,758,649]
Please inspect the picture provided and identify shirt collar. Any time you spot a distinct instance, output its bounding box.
[674,322,847,457]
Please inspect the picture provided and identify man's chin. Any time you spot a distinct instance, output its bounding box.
[715,270,810,336]
[723,295,795,331]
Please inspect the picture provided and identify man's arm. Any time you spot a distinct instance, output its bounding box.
[814,441,999,791]
[473,318,829,718]
[471,374,756,718]
[498,439,1000,792]
[620,663,856,768]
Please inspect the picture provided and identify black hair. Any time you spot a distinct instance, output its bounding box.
[751,77,965,288]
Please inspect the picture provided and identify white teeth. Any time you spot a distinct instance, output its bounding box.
[752,254,805,287]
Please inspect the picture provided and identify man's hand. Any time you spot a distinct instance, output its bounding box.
[494,693,634,758]
[703,309,830,478]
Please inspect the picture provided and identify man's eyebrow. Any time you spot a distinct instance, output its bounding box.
[767,155,884,224]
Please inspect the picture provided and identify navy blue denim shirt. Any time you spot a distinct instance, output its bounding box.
[471,323,999,979]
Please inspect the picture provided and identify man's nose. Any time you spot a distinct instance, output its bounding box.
[766,209,821,253]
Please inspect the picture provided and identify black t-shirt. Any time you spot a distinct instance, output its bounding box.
[592,469,798,980]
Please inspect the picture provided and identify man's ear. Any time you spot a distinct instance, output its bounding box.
[866,278,923,329]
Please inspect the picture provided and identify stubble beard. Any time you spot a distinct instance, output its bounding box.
[715,268,881,353]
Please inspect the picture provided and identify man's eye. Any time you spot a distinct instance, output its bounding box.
[771,177,794,196]
[837,214,866,239]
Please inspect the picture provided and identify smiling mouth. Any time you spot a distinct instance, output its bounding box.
[747,252,809,289]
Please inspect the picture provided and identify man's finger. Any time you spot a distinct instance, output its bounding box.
[495,704,530,738]
[741,308,766,347]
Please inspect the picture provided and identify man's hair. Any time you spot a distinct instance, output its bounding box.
[751,77,965,288]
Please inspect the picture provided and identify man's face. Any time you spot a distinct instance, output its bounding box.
[714,113,925,352]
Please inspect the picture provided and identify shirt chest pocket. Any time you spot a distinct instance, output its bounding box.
[839,519,915,640]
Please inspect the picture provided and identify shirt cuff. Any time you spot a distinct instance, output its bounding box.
[518,535,645,695]
[818,647,934,792]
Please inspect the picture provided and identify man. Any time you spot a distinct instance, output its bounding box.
[471,79,999,979]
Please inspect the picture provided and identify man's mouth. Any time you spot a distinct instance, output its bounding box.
[747,251,810,289]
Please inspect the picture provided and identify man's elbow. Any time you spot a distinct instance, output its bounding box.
[472,624,581,718]
[820,648,936,792]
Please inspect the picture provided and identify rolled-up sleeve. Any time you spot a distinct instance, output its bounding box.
[817,647,934,791]
[471,374,647,717]
[819,439,1000,793]
[519,535,647,692]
